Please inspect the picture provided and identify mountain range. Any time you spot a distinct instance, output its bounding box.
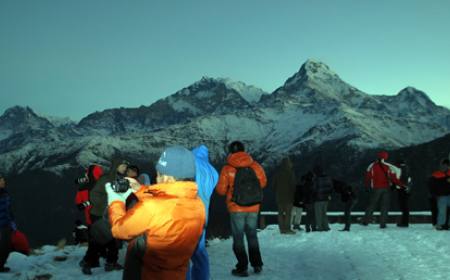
[1,59,449,246]
[1,59,449,175]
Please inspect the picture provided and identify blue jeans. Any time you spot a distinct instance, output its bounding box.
[187,230,209,280]
[230,212,263,270]
[437,196,450,226]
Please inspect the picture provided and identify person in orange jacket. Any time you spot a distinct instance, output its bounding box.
[216,141,267,277]
[106,146,205,280]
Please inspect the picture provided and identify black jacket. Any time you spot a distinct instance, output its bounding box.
[333,180,356,202]
[90,158,127,218]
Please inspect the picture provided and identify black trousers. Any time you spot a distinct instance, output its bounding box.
[343,199,357,230]
[397,190,410,225]
[0,227,12,268]
[304,203,316,231]
[83,238,119,266]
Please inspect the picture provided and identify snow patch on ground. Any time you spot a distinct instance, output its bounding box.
[3,224,450,280]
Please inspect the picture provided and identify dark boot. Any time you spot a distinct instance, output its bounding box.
[232,268,249,277]
[105,262,123,272]
[254,266,263,274]
[0,267,11,273]
[81,266,92,275]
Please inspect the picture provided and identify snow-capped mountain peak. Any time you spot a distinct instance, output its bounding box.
[188,76,268,103]
[283,59,341,90]
[0,106,53,131]
[396,86,434,106]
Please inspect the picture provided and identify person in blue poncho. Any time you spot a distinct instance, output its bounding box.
[187,145,219,280]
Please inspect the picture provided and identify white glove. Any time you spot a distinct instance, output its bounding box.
[105,182,134,205]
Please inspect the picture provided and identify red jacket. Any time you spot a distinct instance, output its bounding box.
[75,165,104,225]
[365,160,403,189]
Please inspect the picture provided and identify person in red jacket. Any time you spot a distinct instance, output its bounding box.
[361,151,403,228]
[74,165,104,225]
[216,141,267,277]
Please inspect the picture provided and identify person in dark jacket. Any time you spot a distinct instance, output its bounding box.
[80,158,129,275]
[312,165,333,232]
[428,159,450,230]
[394,160,412,227]
[292,182,304,231]
[301,172,316,232]
[0,174,16,273]
[333,180,357,231]
[272,157,296,234]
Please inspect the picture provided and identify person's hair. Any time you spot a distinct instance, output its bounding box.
[441,158,450,166]
[127,165,140,175]
[228,141,245,154]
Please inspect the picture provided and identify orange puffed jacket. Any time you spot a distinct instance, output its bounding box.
[216,151,267,213]
[108,181,205,280]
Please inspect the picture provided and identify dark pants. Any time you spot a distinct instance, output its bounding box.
[304,203,316,231]
[343,199,357,230]
[397,190,410,226]
[0,227,12,268]
[230,212,263,270]
[277,203,293,232]
[314,201,330,231]
[364,188,390,226]
[123,235,146,280]
[83,232,119,266]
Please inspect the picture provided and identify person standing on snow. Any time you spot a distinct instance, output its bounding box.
[428,158,450,230]
[106,145,205,280]
[333,180,357,231]
[394,160,412,227]
[187,145,219,280]
[80,159,129,275]
[216,141,267,277]
[292,181,305,231]
[301,171,316,232]
[361,151,403,229]
[272,157,297,234]
[312,165,333,232]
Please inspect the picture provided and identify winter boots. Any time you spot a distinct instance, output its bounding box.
[232,268,249,277]
[0,266,10,273]
[104,262,124,272]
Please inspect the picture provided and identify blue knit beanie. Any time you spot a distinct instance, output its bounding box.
[156,146,196,179]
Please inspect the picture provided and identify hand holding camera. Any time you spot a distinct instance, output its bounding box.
[105,178,135,205]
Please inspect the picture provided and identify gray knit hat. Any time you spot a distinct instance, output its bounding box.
[156,146,196,179]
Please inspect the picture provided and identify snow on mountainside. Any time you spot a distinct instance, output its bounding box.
[0,60,449,175]
[3,224,450,280]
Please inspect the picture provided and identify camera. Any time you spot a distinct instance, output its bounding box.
[75,176,89,185]
[111,178,130,193]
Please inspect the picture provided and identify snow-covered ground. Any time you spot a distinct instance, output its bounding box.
[3,224,450,280]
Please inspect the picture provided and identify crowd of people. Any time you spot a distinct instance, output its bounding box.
[0,143,449,279]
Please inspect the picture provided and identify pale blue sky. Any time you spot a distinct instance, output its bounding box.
[1,0,449,120]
